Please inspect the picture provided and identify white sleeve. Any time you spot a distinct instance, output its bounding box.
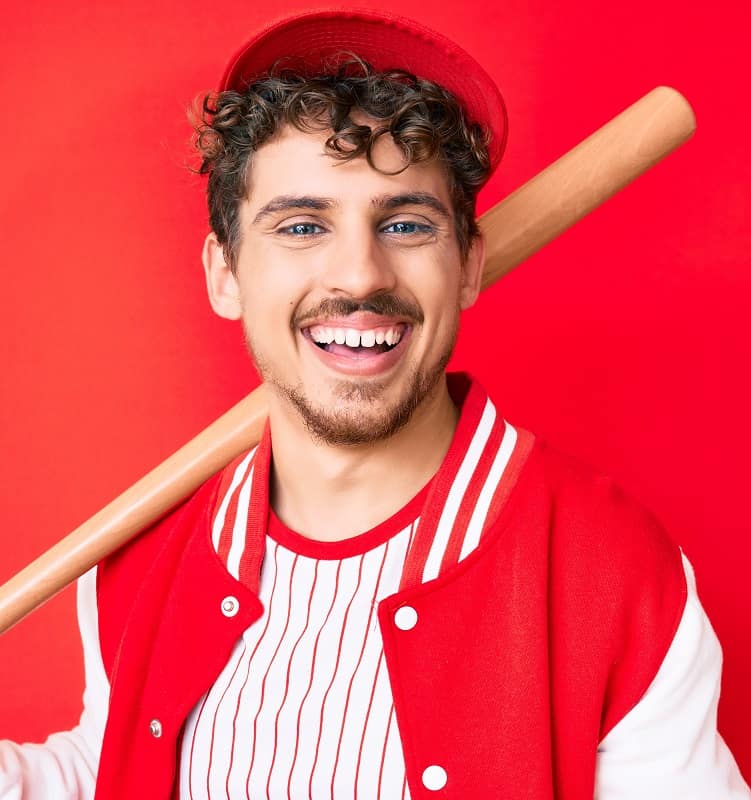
[0,566,109,800]
[595,553,751,799]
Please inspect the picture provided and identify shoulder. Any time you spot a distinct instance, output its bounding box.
[512,436,683,581]
[95,468,225,671]
[99,470,223,583]
[499,434,688,732]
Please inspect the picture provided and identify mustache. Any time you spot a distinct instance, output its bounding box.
[294,295,424,325]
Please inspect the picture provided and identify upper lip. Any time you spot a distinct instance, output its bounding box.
[298,311,413,331]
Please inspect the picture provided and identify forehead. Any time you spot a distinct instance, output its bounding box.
[244,123,453,211]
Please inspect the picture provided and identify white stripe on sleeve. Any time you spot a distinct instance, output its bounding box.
[595,554,751,799]
[0,567,108,800]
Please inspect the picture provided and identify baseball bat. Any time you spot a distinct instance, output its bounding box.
[0,86,696,635]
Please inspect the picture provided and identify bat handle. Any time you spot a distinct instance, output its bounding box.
[0,387,269,634]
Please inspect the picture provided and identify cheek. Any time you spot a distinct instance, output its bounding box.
[237,265,305,323]
[243,292,318,366]
[422,266,463,318]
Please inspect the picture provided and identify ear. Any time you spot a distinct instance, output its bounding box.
[458,233,485,311]
[203,232,242,320]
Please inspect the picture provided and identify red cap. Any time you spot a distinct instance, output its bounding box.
[220,9,507,170]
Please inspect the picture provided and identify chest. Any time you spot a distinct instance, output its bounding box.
[180,541,412,799]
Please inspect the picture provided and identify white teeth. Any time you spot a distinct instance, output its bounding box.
[318,328,337,344]
[309,323,405,349]
[310,327,331,344]
[382,328,403,345]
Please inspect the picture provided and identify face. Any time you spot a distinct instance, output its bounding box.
[204,121,484,446]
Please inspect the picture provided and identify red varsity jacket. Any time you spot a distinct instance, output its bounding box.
[94,414,686,799]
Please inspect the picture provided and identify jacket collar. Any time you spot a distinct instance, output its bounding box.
[213,373,534,595]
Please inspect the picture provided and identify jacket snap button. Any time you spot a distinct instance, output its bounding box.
[221,596,240,617]
[422,764,447,790]
[394,605,418,630]
[149,719,163,738]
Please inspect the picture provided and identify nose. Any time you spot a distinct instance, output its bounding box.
[320,227,398,299]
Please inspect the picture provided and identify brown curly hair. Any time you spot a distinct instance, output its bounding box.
[192,57,492,269]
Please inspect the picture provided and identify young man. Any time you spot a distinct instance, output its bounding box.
[1,9,749,799]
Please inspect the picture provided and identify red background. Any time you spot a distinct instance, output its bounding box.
[1,0,749,780]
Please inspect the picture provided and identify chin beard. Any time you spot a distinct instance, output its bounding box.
[248,334,456,447]
[283,364,447,446]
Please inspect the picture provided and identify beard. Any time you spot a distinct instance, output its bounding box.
[244,309,458,446]
[282,347,453,445]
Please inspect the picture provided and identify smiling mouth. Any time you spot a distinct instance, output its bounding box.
[303,322,408,357]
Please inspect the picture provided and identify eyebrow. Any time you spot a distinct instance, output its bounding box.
[251,195,336,226]
[372,192,451,220]
[250,191,451,226]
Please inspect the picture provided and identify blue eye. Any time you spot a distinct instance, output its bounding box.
[383,221,432,235]
[281,222,324,236]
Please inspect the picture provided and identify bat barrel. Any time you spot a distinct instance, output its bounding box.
[480,86,696,288]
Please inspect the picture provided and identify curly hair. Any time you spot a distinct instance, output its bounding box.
[192,57,492,269]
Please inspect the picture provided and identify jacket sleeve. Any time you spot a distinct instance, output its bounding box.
[595,554,751,799]
[0,567,108,799]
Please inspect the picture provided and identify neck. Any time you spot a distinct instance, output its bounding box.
[267,376,458,542]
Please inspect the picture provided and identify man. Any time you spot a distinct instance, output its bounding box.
[1,9,749,799]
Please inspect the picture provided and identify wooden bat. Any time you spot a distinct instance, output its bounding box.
[0,86,696,635]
